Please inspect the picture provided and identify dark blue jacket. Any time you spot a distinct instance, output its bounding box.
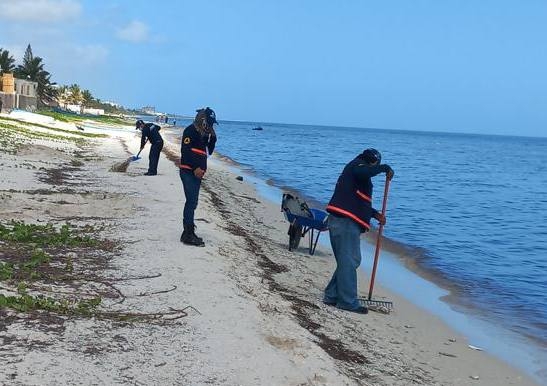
[180,124,216,172]
[141,123,163,147]
[326,155,390,232]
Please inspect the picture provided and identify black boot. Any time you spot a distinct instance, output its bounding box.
[181,224,205,247]
[191,225,203,244]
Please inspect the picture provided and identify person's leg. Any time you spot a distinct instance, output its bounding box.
[329,216,362,310]
[148,141,163,175]
[180,169,201,226]
[324,216,340,304]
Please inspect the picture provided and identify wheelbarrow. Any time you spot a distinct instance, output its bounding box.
[281,193,329,255]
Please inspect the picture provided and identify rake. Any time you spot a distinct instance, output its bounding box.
[361,176,393,312]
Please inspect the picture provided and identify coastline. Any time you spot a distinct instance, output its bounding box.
[209,152,547,386]
[0,116,541,385]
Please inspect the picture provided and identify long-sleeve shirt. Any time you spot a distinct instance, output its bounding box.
[180,124,216,171]
[140,123,163,148]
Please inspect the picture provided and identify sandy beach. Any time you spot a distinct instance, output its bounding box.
[0,114,540,385]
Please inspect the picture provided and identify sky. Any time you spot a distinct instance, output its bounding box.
[1,0,546,137]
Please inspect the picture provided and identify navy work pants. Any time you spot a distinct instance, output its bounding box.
[148,140,164,175]
[180,169,201,225]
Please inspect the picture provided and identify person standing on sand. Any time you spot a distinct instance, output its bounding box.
[323,148,394,314]
[136,120,164,176]
[179,107,218,246]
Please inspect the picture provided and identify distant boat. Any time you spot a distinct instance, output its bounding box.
[252,126,263,131]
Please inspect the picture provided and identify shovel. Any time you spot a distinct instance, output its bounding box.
[361,176,394,311]
[130,140,147,161]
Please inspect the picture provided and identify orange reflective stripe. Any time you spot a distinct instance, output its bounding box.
[356,190,372,202]
[191,148,207,156]
[326,205,370,230]
[179,164,193,170]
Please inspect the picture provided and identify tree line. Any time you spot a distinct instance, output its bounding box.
[0,44,127,113]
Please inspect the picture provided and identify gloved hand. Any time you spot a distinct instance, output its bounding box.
[384,165,395,180]
[374,212,387,225]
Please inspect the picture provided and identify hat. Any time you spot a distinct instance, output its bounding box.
[362,148,382,165]
[135,119,144,129]
[196,107,217,126]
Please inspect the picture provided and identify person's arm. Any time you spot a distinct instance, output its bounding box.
[140,126,149,149]
[207,134,217,155]
[181,129,207,178]
[353,163,394,181]
[181,130,197,169]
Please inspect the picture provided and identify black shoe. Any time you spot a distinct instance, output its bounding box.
[339,305,368,314]
[144,172,157,176]
[323,300,336,307]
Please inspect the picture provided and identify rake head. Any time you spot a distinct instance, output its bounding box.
[360,298,393,314]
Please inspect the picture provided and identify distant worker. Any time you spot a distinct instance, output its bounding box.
[323,148,394,314]
[179,107,218,246]
[136,120,164,176]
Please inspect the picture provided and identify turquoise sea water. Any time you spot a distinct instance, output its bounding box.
[170,117,547,383]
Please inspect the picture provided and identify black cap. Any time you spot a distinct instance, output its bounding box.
[196,107,217,125]
[135,119,144,129]
[362,148,381,165]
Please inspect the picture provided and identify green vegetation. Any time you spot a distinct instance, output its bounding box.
[0,221,113,316]
[0,221,99,247]
[12,44,56,106]
[0,116,108,138]
[36,109,131,126]
[0,116,108,154]
[0,293,101,315]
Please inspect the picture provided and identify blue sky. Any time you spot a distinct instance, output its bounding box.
[1,0,546,137]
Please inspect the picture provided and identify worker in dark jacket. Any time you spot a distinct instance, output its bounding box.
[136,120,164,176]
[179,107,217,246]
[324,148,394,314]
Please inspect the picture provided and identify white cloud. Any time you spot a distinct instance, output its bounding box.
[0,0,81,23]
[116,20,149,43]
[72,44,108,64]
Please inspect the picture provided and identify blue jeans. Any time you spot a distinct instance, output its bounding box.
[324,215,363,310]
[179,169,201,225]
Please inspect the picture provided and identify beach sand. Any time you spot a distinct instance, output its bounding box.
[0,116,540,385]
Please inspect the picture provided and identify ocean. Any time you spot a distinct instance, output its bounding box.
[171,117,547,382]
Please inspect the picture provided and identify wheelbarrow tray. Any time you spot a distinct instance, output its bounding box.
[283,208,328,255]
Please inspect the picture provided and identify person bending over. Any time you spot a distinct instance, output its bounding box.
[136,120,164,176]
[324,148,394,314]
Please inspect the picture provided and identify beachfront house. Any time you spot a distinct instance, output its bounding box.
[0,73,38,112]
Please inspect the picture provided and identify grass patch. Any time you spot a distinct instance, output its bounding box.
[37,109,131,126]
[0,116,107,138]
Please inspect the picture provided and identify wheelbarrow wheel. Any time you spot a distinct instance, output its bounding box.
[288,223,303,251]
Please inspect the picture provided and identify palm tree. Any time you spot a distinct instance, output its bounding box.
[56,85,69,109]
[81,89,94,107]
[15,44,57,106]
[0,48,16,74]
[68,84,83,106]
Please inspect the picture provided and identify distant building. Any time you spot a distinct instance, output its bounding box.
[141,106,155,115]
[103,100,121,108]
[0,73,39,112]
[83,107,104,115]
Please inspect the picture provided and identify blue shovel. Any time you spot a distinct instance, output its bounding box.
[130,140,147,161]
